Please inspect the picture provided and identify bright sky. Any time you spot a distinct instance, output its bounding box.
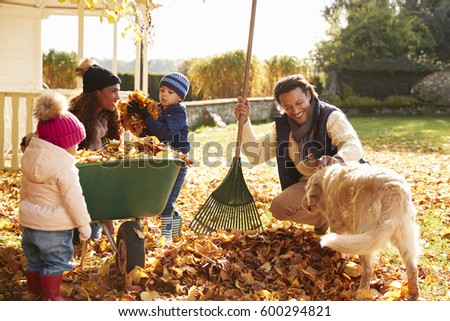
[41,0,331,62]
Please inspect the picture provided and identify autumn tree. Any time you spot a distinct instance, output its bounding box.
[43,50,78,89]
[187,50,260,100]
[262,56,313,95]
[396,0,450,62]
[314,0,435,70]
[60,0,160,45]
[187,51,322,100]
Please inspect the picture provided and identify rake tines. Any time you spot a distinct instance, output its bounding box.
[190,0,263,234]
[190,157,264,234]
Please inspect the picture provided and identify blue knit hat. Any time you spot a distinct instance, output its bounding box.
[160,72,190,101]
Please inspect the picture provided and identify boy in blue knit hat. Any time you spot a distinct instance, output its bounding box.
[128,72,190,244]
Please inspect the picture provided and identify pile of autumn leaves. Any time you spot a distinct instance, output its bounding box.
[1,146,449,301]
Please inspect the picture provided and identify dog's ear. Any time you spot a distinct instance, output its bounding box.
[308,182,322,204]
[302,181,322,213]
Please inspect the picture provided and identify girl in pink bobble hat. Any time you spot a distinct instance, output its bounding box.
[19,90,92,300]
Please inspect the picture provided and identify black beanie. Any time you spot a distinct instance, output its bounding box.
[83,64,121,93]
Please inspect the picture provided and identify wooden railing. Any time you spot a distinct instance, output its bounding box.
[0,92,38,170]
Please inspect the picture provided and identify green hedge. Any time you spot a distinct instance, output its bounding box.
[333,58,435,99]
[327,85,423,109]
[118,73,163,99]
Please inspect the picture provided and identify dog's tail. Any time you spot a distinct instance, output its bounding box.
[320,221,393,255]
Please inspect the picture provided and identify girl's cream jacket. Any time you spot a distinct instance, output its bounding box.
[19,137,91,231]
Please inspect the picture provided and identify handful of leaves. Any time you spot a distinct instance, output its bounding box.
[117,90,159,137]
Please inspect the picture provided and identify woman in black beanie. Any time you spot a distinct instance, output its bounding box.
[69,58,122,150]
[69,58,122,239]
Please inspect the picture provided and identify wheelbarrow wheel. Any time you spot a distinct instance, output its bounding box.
[116,221,145,275]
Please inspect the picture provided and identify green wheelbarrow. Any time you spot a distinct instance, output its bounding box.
[76,157,184,275]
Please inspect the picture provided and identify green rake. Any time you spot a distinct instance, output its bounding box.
[190,0,263,234]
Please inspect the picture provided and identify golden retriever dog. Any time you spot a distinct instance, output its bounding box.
[302,163,420,299]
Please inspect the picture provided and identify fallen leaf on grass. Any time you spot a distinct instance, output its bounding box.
[140,290,161,301]
[440,227,450,238]
[344,261,362,278]
[356,288,380,300]
[187,285,197,301]
[81,281,97,291]
[383,289,402,300]
[129,267,149,284]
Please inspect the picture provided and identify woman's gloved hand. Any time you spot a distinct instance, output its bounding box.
[78,224,92,242]
[127,101,150,120]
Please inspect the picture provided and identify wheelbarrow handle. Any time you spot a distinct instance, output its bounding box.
[80,241,88,268]
[100,221,120,254]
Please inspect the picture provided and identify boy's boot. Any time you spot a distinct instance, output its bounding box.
[172,211,182,242]
[26,270,41,296]
[161,214,173,245]
[40,274,72,301]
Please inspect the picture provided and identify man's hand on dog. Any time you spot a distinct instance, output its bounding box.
[318,155,344,168]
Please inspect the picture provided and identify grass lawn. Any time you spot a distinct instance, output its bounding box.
[349,115,450,154]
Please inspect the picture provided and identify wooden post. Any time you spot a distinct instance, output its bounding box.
[77,3,85,90]
[26,94,34,134]
[134,44,141,90]
[112,22,118,75]
[0,93,5,169]
[11,94,20,170]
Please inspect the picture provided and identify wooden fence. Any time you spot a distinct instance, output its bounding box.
[0,92,38,170]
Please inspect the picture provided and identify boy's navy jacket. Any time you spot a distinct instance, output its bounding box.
[142,102,190,154]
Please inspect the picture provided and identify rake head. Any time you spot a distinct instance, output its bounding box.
[190,157,264,234]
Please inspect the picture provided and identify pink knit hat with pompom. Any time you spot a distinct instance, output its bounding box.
[35,91,86,149]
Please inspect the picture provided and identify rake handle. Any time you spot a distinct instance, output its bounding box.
[236,0,257,158]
